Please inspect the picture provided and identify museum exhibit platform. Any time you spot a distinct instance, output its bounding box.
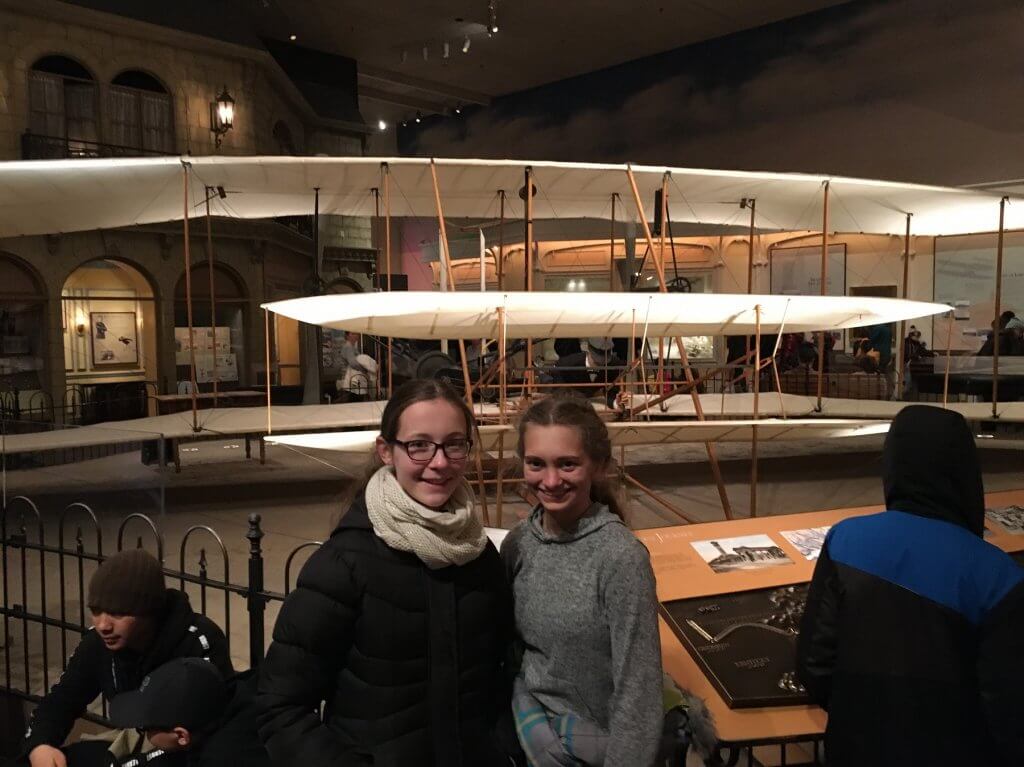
[638,489,1024,756]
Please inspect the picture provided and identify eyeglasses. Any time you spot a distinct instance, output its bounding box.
[392,438,472,462]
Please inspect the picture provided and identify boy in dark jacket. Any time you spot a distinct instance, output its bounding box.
[23,550,233,767]
[796,405,1024,766]
[106,659,270,767]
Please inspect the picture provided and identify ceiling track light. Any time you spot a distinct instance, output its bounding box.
[443,41,450,59]
[462,36,471,53]
[415,111,422,123]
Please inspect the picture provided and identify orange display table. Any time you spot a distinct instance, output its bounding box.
[638,489,1024,753]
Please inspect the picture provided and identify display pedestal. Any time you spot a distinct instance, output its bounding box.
[641,489,1024,751]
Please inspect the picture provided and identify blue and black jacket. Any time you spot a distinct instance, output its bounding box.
[796,405,1024,767]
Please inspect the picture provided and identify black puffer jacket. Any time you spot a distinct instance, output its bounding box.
[796,406,1024,766]
[257,494,514,767]
[22,589,233,755]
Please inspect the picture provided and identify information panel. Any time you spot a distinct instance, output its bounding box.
[660,583,810,709]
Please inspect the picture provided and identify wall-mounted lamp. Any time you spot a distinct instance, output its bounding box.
[210,86,235,148]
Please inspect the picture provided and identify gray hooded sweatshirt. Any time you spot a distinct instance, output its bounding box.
[501,503,663,767]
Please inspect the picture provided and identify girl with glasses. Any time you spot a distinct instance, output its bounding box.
[258,378,517,766]
[503,396,662,766]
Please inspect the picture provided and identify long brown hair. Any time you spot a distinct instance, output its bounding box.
[516,395,627,521]
[334,378,476,527]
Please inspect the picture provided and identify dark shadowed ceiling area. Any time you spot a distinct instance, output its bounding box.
[62,0,851,123]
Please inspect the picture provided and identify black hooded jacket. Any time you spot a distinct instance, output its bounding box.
[796,406,1024,766]
[256,493,515,767]
[22,589,233,756]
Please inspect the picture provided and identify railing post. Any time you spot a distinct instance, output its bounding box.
[246,513,266,668]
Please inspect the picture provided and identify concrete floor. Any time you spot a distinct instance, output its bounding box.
[1,433,1021,761]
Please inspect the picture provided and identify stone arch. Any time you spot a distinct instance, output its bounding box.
[0,251,47,299]
[111,69,170,94]
[0,252,50,409]
[325,275,363,294]
[174,261,249,391]
[175,260,248,301]
[61,258,160,407]
[31,54,96,81]
[60,256,159,301]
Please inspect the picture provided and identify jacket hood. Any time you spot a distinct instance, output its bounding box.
[134,588,200,668]
[882,405,984,536]
[527,502,622,543]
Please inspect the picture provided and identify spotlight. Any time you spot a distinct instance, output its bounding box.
[443,41,450,59]
[488,0,499,35]
[454,105,462,115]
[377,119,387,132]
[462,36,471,53]
[401,121,407,127]
[415,111,422,124]
[289,34,297,41]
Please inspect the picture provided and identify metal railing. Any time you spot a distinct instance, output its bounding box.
[0,382,160,426]
[21,132,174,161]
[0,496,322,714]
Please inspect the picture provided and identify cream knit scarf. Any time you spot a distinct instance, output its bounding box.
[365,467,487,569]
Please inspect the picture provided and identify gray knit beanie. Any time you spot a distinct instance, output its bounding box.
[88,549,167,616]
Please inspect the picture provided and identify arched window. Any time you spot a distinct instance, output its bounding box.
[175,264,248,390]
[0,254,47,397]
[109,70,175,154]
[28,55,98,157]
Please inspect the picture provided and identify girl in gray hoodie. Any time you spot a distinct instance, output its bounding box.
[501,397,663,767]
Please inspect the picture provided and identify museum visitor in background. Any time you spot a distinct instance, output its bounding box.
[258,379,517,766]
[796,405,1024,767]
[502,396,663,767]
[853,322,892,374]
[23,550,233,767]
[552,336,626,407]
[977,310,1024,356]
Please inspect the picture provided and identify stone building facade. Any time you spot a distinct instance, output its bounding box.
[0,0,375,422]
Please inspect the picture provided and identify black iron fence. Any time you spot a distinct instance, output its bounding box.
[21,132,174,161]
[0,383,160,428]
[0,496,322,714]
